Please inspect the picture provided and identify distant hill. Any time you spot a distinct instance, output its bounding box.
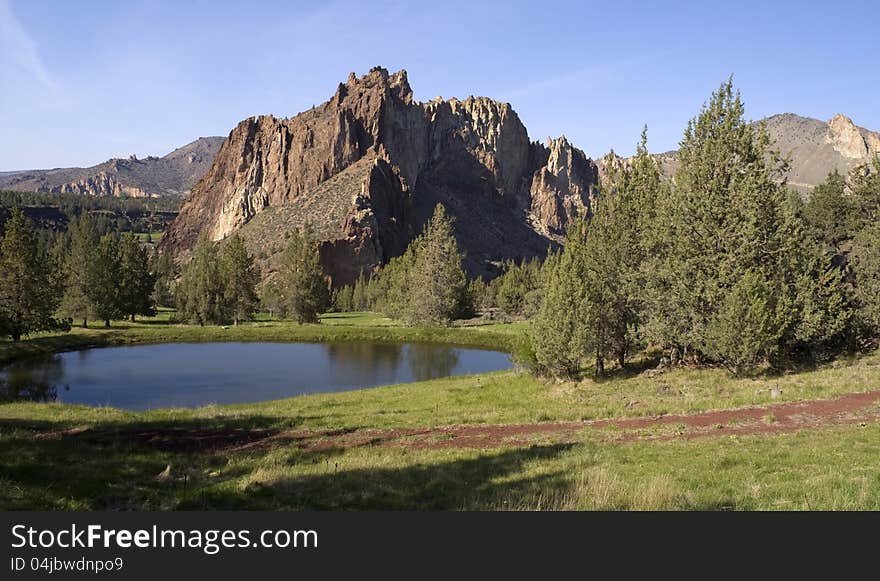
[0,137,224,198]
[656,113,880,193]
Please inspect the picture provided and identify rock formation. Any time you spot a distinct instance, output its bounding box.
[0,137,224,198]
[161,67,601,284]
[653,113,880,194]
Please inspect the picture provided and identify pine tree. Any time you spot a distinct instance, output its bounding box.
[220,234,260,325]
[404,204,470,325]
[0,208,63,341]
[117,234,157,322]
[278,226,330,324]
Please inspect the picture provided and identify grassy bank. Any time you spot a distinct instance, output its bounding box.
[1,311,879,510]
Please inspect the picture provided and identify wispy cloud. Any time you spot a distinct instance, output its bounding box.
[498,51,671,104]
[0,0,56,92]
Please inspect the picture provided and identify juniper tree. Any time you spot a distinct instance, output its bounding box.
[117,233,157,322]
[220,234,260,325]
[150,251,176,308]
[351,271,369,311]
[278,226,330,324]
[530,218,590,378]
[644,79,846,370]
[0,208,63,341]
[177,237,227,325]
[852,222,880,335]
[583,128,662,372]
[60,214,102,328]
[404,204,470,325]
[803,170,858,248]
[92,234,123,327]
[334,284,354,312]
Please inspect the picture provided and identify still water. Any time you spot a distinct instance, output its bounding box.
[0,342,512,411]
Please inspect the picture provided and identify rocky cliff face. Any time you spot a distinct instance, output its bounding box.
[0,137,224,198]
[162,67,601,284]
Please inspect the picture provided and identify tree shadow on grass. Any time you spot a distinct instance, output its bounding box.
[193,443,577,510]
[0,414,306,510]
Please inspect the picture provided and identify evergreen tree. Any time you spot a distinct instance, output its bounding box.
[60,214,102,328]
[372,248,416,318]
[497,260,537,317]
[530,218,590,378]
[644,80,845,370]
[0,208,64,341]
[351,271,369,311]
[260,280,283,319]
[117,233,157,322]
[584,128,661,372]
[334,284,355,312]
[150,251,177,308]
[404,204,470,325]
[852,222,880,335]
[803,169,858,247]
[852,157,880,229]
[92,234,123,327]
[277,226,330,324]
[220,234,260,325]
[177,237,227,325]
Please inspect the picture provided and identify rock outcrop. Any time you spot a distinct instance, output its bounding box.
[162,67,601,284]
[529,136,599,234]
[653,113,880,194]
[0,137,224,198]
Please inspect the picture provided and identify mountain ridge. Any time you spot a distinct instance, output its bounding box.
[161,67,601,284]
[0,137,225,198]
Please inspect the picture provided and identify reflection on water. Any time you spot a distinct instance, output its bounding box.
[0,342,511,411]
[324,343,461,382]
[0,355,66,403]
[406,344,459,380]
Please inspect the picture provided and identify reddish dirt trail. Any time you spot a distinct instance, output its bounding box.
[232,389,880,451]
[30,390,880,452]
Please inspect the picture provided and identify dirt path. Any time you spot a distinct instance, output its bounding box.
[27,390,880,452]
[232,389,880,451]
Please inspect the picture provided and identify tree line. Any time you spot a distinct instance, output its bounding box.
[0,210,156,340]
[530,80,880,377]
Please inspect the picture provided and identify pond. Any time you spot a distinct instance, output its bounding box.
[0,342,513,411]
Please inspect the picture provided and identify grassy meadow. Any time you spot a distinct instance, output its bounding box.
[1,311,879,510]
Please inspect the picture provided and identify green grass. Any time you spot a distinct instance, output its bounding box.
[2,311,880,510]
[1,418,877,510]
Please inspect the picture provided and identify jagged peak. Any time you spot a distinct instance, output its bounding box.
[340,67,413,104]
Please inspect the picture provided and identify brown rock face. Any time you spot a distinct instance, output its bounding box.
[529,136,600,234]
[161,67,601,284]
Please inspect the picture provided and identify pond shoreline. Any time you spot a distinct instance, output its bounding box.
[0,313,520,367]
[2,341,513,410]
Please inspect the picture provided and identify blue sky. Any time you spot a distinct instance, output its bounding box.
[2,0,878,171]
